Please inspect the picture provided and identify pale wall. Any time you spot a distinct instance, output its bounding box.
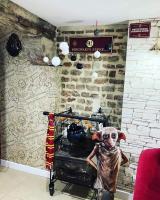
[121,19,160,191]
[0,1,61,168]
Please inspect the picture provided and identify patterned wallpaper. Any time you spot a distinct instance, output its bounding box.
[0,1,61,168]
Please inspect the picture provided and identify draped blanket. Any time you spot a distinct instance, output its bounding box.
[133,148,160,200]
[46,113,55,170]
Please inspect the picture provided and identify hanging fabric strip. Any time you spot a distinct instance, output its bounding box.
[46,113,55,170]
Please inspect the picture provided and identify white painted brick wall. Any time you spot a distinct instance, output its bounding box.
[121,19,160,189]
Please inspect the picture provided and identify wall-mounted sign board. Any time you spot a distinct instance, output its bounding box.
[69,36,113,53]
[129,22,151,38]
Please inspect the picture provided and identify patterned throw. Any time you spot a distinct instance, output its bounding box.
[46,113,55,170]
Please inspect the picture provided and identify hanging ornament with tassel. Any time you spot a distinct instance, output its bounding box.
[94,20,99,36]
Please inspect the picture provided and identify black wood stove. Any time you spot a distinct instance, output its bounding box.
[54,138,97,188]
[43,108,108,198]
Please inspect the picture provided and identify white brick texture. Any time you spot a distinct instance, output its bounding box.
[121,19,160,191]
[122,19,160,148]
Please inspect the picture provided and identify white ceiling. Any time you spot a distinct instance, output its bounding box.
[11,0,160,26]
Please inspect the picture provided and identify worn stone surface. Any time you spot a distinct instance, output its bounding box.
[0,2,129,192]
[58,25,128,130]
[59,25,129,191]
[0,1,56,40]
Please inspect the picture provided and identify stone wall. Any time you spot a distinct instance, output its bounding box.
[121,19,160,192]
[58,25,128,129]
[57,25,129,192]
[0,0,61,168]
[0,0,136,192]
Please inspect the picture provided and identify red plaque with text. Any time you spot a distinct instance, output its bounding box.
[69,37,112,53]
[129,22,151,38]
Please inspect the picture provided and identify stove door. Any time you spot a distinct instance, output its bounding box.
[55,152,96,187]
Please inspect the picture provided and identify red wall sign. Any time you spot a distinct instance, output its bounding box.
[129,22,151,38]
[69,37,112,53]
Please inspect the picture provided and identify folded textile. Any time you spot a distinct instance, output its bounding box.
[46,113,55,170]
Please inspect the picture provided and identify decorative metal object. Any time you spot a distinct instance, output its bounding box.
[76,62,83,69]
[94,20,99,36]
[6,33,22,57]
[70,54,77,61]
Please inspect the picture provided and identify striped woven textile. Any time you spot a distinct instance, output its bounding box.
[46,113,55,170]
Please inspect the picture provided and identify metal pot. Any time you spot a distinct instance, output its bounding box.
[67,123,86,143]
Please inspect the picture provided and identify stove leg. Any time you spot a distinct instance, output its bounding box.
[49,181,54,196]
[49,168,56,196]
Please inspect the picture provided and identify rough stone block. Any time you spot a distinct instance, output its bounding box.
[66,84,75,90]
[61,77,70,82]
[76,85,85,90]
[105,29,115,32]
[114,95,123,100]
[80,78,92,83]
[72,90,80,97]
[109,79,124,84]
[62,69,69,75]
[109,70,116,77]
[108,56,119,62]
[116,64,125,68]
[77,99,85,104]
[67,97,76,102]
[106,94,113,100]
[85,106,92,112]
[90,94,99,98]
[70,69,82,76]
[86,85,100,91]
[94,78,108,84]
[84,63,92,68]
[107,101,116,108]
[102,85,115,92]
[76,104,84,110]
[61,90,72,97]
[103,64,116,69]
[63,62,72,67]
[81,92,90,98]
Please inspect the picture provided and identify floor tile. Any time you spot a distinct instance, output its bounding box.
[0,167,122,200]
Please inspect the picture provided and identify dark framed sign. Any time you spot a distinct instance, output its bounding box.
[129,22,151,38]
[69,36,113,53]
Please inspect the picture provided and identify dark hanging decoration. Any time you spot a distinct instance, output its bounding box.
[94,29,99,36]
[6,33,22,57]
[76,62,83,69]
[70,54,77,61]
[94,20,99,36]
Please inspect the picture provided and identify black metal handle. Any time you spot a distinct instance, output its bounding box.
[43,111,50,115]
[43,108,73,116]
[43,107,109,126]
[43,112,108,124]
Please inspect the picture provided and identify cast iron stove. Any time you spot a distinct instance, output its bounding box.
[54,138,96,188]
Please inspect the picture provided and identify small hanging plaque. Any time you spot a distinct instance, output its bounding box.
[69,36,113,53]
[129,22,151,38]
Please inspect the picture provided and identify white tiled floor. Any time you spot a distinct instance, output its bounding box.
[0,166,79,200]
[0,167,121,200]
